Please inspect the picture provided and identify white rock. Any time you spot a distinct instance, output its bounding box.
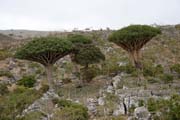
[98,97,105,106]
[112,75,122,89]
[134,106,150,120]
[107,85,114,93]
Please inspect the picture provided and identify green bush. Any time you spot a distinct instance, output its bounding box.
[119,64,136,74]
[170,64,180,74]
[16,111,44,120]
[143,64,163,77]
[39,84,49,93]
[147,77,159,84]
[17,75,36,88]
[138,100,144,107]
[62,78,72,84]
[0,87,44,120]
[0,71,13,78]
[147,98,157,112]
[53,99,88,120]
[0,83,9,96]
[0,50,12,60]
[81,67,100,83]
[147,95,180,120]
[160,74,174,83]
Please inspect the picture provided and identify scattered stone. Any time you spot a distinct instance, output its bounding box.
[106,85,114,93]
[134,106,150,120]
[98,97,105,106]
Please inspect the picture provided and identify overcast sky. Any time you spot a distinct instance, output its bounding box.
[0,0,180,30]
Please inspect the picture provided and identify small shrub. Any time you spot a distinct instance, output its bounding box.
[147,95,180,120]
[0,83,9,95]
[17,75,36,88]
[0,87,43,119]
[105,93,119,103]
[143,64,163,77]
[138,100,144,107]
[0,50,12,60]
[147,77,159,84]
[147,98,157,112]
[170,64,180,74]
[16,111,44,120]
[128,104,136,115]
[39,84,49,93]
[53,99,88,120]
[0,71,13,78]
[119,64,136,74]
[81,67,99,83]
[62,78,72,84]
[160,74,174,83]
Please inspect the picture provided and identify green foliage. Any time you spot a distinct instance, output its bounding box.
[143,64,164,77]
[0,86,48,120]
[160,73,174,83]
[119,64,136,74]
[147,98,157,112]
[138,100,145,107]
[170,63,180,74]
[81,66,100,83]
[68,34,92,46]
[109,25,161,51]
[128,104,136,115]
[147,95,180,120]
[73,44,105,67]
[0,49,12,60]
[17,75,36,88]
[16,111,44,120]
[53,99,88,120]
[62,78,72,84]
[0,70,13,78]
[39,84,49,93]
[0,83,9,96]
[105,93,119,103]
[15,36,73,65]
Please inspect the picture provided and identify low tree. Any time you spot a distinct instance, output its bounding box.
[15,36,73,89]
[72,44,105,83]
[68,34,93,81]
[109,25,161,69]
[68,34,92,46]
[73,44,105,69]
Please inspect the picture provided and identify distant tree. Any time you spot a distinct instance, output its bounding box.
[68,34,92,47]
[109,25,161,69]
[72,44,105,69]
[72,44,105,83]
[15,36,73,89]
[67,34,92,74]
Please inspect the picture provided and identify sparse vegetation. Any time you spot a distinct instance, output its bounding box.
[17,75,36,88]
[52,99,88,120]
[147,95,180,120]
[0,83,9,96]
[0,85,49,120]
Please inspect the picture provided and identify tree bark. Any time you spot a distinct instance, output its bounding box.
[129,50,142,70]
[45,64,54,90]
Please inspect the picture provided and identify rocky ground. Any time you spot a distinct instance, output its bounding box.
[0,25,180,120]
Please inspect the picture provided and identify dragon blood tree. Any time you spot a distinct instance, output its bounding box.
[72,44,105,83]
[15,36,73,89]
[109,25,161,69]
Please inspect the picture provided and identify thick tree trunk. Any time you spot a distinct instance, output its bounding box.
[129,50,142,70]
[45,64,54,90]
[129,50,144,85]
